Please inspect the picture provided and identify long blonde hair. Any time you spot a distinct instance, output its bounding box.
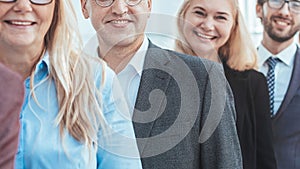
[175,0,258,71]
[33,0,105,147]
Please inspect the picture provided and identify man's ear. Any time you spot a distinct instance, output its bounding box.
[81,0,90,19]
[147,0,152,12]
[256,4,263,20]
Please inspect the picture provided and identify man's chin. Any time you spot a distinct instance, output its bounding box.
[271,37,292,43]
[269,31,295,43]
[108,34,143,46]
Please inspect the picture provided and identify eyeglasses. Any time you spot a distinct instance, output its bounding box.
[267,0,300,14]
[0,0,52,5]
[95,0,143,7]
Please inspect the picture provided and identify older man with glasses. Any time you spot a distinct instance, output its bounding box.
[256,0,300,168]
[81,0,243,168]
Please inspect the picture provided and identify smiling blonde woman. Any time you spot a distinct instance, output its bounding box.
[175,0,277,168]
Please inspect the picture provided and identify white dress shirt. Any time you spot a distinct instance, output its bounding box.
[257,43,296,115]
[117,36,149,115]
[84,35,149,116]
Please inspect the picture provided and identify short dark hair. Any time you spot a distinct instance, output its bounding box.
[257,0,266,6]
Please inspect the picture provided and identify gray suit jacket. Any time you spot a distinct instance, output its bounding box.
[272,47,300,169]
[132,42,242,169]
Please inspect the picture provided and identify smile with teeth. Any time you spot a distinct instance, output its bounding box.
[7,21,34,26]
[275,20,289,26]
[111,20,129,24]
[193,30,215,39]
[273,17,291,26]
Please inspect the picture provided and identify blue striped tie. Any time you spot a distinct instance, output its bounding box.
[266,57,280,116]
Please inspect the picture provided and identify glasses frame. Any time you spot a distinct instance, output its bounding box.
[267,0,300,14]
[0,0,53,5]
[95,0,143,7]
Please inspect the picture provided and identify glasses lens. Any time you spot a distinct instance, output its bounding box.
[290,1,300,13]
[268,0,284,8]
[126,0,142,6]
[0,0,15,2]
[96,0,113,7]
[0,0,52,4]
[31,0,52,5]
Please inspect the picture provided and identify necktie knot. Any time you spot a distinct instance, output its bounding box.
[266,57,280,69]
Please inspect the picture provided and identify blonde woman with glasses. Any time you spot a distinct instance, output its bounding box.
[0,0,142,168]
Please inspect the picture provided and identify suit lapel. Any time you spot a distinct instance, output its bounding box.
[276,47,300,116]
[132,41,173,155]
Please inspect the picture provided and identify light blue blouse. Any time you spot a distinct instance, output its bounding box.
[15,52,142,169]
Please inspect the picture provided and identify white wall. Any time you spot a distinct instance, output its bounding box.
[73,0,262,48]
[73,0,96,43]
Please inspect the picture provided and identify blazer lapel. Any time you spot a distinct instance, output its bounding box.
[132,41,173,155]
[276,47,300,117]
[223,64,248,135]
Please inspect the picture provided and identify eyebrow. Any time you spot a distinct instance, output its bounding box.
[193,6,231,16]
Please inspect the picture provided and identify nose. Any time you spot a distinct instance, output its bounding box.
[278,2,291,16]
[111,0,129,16]
[200,17,214,31]
[13,0,33,13]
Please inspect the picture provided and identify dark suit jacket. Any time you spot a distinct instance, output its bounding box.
[132,42,243,169]
[272,47,300,169]
[0,63,24,169]
[223,63,277,169]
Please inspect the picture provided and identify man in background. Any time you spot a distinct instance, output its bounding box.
[256,0,300,168]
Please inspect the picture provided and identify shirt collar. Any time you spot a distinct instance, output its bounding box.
[258,42,297,67]
[125,35,149,76]
[34,50,50,74]
[91,35,149,76]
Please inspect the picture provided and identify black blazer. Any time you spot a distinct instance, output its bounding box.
[223,63,277,169]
